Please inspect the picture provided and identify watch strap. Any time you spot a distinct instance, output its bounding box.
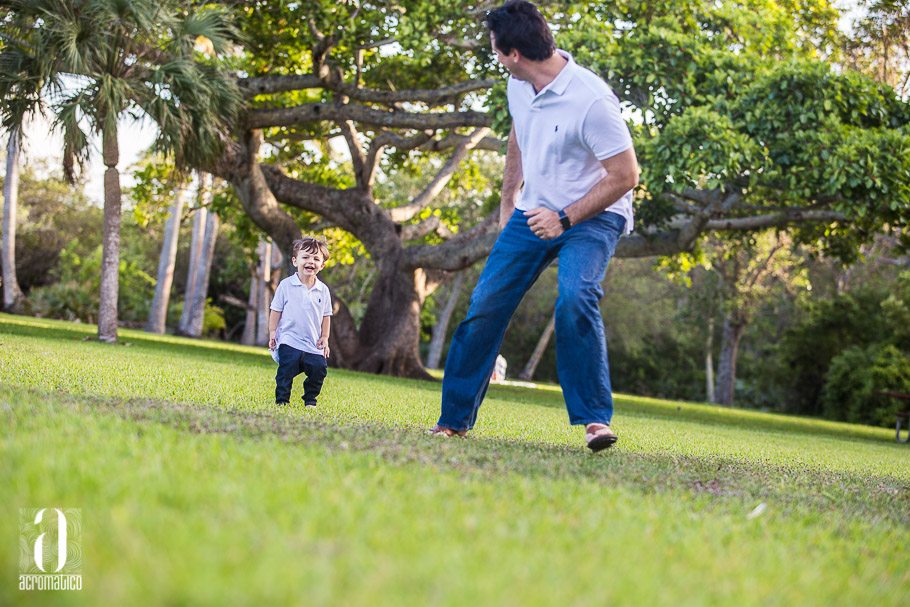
[558,209,572,230]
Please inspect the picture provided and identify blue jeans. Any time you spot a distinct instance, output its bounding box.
[438,209,625,431]
[275,344,327,405]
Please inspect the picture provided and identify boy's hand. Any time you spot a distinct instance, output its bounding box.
[317,336,330,358]
[269,334,277,350]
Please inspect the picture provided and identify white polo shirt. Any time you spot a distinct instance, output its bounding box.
[508,49,635,233]
[270,274,333,355]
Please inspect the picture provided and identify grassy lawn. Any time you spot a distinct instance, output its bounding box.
[1,313,908,606]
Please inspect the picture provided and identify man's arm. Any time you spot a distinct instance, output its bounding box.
[268,309,282,350]
[500,126,523,229]
[525,147,639,238]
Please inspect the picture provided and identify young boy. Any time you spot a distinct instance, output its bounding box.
[268,237,333,407]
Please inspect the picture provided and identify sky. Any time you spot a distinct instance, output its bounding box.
[12,0,865,205]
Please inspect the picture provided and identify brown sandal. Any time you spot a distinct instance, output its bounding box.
[584,424,618,452]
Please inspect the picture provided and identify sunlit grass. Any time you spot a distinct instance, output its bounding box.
[1,314,908,606]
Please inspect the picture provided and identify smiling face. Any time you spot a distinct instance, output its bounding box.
[292,247,325,281]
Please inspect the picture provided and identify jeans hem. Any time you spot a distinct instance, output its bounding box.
[436,418,471,432]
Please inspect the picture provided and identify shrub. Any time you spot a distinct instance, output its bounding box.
[821,344,910,427]
[29,247,155,325]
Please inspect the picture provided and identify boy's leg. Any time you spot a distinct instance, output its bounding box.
[438,210,554,432]
[553,212,625,426]
[275,344,303,404]
[301,352,328,406]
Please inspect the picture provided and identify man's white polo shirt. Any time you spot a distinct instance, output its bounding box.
[270,274,333,355]
[508,49,635,233]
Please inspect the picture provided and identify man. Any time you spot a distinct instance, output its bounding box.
[431,0,639,451]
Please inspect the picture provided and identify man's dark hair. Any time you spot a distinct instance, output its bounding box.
[485,1,555,61]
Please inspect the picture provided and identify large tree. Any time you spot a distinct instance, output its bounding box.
[198,0,910,379]
[0,0,241,342]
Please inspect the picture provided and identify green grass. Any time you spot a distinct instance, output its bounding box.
[1,313,908,606]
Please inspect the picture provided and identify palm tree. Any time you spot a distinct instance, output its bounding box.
[0,0,241,342]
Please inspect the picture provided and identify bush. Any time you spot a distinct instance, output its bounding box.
[29,247,155,325]
[821,344,910,427]
[777,290,893,416]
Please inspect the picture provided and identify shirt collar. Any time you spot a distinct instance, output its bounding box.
[514,49,575,99]
[545,49,575,96]
[290,274,324,291]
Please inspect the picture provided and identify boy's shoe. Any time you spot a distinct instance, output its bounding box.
[304,403,317,409]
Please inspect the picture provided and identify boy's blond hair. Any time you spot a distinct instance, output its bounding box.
[292,236,330,261]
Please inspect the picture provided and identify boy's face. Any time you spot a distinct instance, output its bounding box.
[292,248,326,278]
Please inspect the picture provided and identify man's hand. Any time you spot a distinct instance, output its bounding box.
[525,207,564,240]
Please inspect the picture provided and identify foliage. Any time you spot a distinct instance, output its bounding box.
[776,268,910,415]
[2,163,101,292]
[843,0,910,99]
[129,154,188,227]
[822,343,910,426]
[0,0,243,176]
[29,246,155,324]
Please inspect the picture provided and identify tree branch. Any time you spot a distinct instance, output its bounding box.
[363,130,434,188]
[338,119,367,189]
[238,74,323,97]
[419,133,504,153]
[247,102,491,130]
[705,210,845,231]
[237,73,496,103]
[400,215,441,241]
[258,166,356,228]
[389,126,491,223]
[402,211,500,270]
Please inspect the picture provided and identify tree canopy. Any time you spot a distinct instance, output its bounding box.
[5,0,910,377]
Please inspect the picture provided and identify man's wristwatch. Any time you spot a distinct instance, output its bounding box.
[558,209,572,231]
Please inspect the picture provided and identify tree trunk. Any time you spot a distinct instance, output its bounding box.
[97,125,121,343]
[256,239,272,346]
[178,210,206,333]
[426,271,465,369]
[705,313,715,403]
[713,315,747,406]
[2,127,23,311]
[240,260,259,346]
[519,309,556,381]
[346,259,433,379]
[145,186,186,333]
[184,174,218,337]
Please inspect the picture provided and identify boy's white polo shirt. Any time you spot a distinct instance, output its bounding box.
[270,274,333,356]
[508,49,635,233]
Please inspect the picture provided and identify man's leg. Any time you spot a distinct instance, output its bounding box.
[553,212,626,427]
[301,353,328,406]
[275,344,303,404]
[437,211,554,432]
